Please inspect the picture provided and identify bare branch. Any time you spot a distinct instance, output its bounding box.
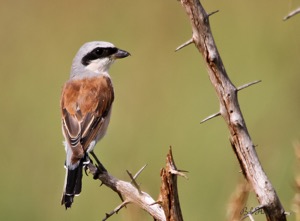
[87,163,166,221]
[283,7,300,21]
[177,0,287,220]
[86,148,185,221]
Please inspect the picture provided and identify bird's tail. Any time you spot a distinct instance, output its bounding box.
[61,160,84,209]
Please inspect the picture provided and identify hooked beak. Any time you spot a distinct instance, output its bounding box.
[113,49,130,59]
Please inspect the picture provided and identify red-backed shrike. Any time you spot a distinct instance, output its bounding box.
[60,41,130,209]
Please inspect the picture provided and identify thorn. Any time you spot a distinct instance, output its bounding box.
[102,201,128,221]
[283,7,300,21]
[169,168,188,179]
[175,38,194,52]
[133,164,147,180]
[237,80,261,91]
[248,214,255,221]
[127,170,142,194]
[104,213,109,221]
[207,10,219,17]
[177,169,189,173]
[200,112,221,124]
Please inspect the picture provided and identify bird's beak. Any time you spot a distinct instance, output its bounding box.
[113,49,130,59]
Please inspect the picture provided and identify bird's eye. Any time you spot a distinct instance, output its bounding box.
[94,48,104,56]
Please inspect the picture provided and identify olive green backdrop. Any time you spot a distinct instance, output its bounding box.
[0,1,299,220]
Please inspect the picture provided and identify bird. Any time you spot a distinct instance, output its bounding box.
[60,41,130,209]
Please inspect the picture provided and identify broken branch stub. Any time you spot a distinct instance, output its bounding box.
[158,147,185,221]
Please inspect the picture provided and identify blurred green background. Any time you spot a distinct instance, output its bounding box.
[0,0,299,220]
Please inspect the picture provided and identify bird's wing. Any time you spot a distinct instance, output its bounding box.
[61,76,114,165]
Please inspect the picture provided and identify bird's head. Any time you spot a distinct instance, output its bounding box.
[71,41,130,78]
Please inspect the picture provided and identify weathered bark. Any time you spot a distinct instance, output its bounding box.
[177,0,287,220]
[158,147,185,221]
[87,162,166,221]
[87,148,184,221]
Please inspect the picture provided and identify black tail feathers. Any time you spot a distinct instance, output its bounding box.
[61,156,89,209]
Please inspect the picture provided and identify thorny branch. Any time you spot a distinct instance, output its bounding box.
[87,163,166,221]
[176,0,287,220]
[87,147,184,221]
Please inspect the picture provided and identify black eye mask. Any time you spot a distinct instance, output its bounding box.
[81,47,118,66]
